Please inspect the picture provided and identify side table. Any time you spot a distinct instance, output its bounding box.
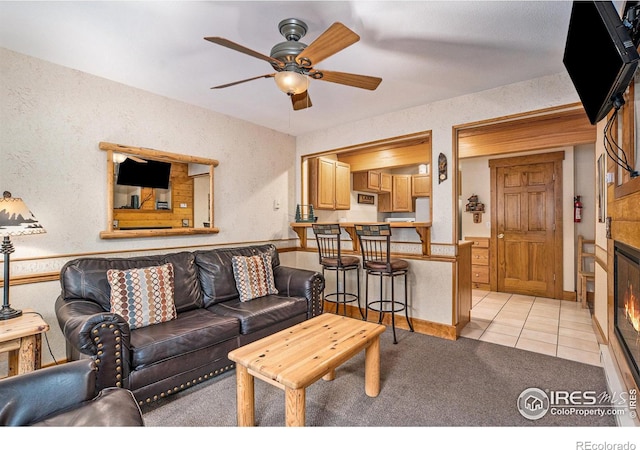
[0,309,50,376]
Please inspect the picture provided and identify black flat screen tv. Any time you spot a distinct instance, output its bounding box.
[116,159,171,189]
[563,1,639,125]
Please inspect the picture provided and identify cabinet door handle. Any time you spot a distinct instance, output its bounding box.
[498,233,504,239]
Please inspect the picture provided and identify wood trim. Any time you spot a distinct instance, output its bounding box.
[487,150,565,168]
[339,142,431,172]
[99,142,219,166]
[0,272,59,288]
[592,313,607,345]
[99,227,220,239]
[455,241,472,331]
[324,299,457,341]
[303,131,431,159]
[458,104,595,158]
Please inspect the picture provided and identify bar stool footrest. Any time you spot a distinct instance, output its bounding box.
[325,292,359,304]
[366,300,407,314]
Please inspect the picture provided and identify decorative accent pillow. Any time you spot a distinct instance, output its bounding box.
[107,263,177,330]
[231,253,278,302]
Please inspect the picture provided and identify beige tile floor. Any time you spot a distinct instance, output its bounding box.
[460,290,602,367]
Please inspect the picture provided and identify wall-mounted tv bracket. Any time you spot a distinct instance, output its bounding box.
[623,1,640,47]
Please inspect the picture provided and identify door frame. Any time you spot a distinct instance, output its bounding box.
[489,151,565,299]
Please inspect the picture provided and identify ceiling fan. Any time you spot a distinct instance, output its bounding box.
[205,18,382,110]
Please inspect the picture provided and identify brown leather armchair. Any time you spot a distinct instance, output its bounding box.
[0,359,144,426]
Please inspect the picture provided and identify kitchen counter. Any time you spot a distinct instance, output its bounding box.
[290,221,432,256]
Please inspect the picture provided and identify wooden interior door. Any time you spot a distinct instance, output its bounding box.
[490,152,564,299]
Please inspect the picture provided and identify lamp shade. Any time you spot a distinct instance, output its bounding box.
[274,71,309,95]
[0,192,46,237]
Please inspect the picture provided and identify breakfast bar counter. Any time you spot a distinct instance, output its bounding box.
[290,221,432,256]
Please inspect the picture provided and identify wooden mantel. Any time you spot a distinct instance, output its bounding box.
[290,222,432,256]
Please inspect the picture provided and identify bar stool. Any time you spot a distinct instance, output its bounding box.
[355,223,414,344]
[312,223,362,317]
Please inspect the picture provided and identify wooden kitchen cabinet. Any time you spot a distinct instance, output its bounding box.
[334,160,351,210]
[309,157,351,210]
[465,236,490,290]
[378,174,414,212]
[380,172,392,192]
[353,170,392,193]
[412,173,431,197]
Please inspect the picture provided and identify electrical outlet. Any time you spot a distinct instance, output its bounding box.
[273,199,280,210]
[180,203,187,208]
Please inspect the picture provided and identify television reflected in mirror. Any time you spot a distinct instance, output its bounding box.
[116,158,171,189]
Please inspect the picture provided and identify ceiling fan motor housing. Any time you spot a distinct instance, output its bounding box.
[270,19,309,71]
[270,41,307,67]
[278,18,307,41]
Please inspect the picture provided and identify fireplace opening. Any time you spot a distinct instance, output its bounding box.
[614,241,640,388]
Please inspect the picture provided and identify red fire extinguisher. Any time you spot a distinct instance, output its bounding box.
[574,196,583,223]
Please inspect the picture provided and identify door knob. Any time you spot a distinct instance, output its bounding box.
[498,233,504,239]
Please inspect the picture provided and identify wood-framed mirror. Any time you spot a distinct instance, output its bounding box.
[99,142,219,239]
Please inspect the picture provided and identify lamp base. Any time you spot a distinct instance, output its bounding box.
[0,305,22,321]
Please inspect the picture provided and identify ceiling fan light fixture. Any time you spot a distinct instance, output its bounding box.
[274,71,309,95]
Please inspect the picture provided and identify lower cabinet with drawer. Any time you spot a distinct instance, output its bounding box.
[465,236,490,290]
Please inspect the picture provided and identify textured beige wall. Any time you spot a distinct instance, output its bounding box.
[1,48,297,367]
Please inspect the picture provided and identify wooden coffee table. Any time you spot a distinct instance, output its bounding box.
[227,313,386,426]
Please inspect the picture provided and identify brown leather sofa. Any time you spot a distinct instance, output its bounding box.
[55,244,324,405]
[0,359,144,426]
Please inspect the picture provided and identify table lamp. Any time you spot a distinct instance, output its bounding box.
[0,191,46,320]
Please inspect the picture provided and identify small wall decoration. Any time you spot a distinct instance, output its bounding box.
[295,204,316,223]
[465,194,485,223]
[438,153,447,184]
[358,194,375,205]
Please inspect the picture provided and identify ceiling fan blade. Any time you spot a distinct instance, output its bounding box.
[211,74,275,89]
[312,70,382,90]
[204,37,284,68]
[295,22,360,67]
[291,92,312,110]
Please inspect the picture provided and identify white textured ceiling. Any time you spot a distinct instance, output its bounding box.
[0,1,576,136]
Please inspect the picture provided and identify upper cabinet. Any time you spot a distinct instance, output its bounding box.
[353,170,392,193]
[378,174,414,212]
[412,173,431,197]
[309,156,351,210]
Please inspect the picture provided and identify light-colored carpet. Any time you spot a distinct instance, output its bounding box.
[141,327,615,427]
